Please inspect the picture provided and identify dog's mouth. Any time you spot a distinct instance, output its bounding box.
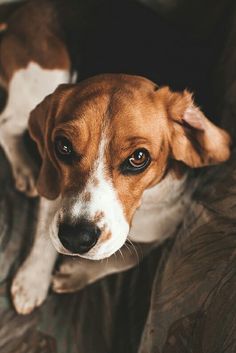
[49,211,130,260]
[50,233,128,260]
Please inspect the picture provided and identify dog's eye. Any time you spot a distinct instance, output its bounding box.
[54,136,74,161]
[120,148,151,175]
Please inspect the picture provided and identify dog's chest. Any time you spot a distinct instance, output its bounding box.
[128,174,192,243]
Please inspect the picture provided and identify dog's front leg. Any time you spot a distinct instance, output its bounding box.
[11,197,58,315]
[0,65,71,196]
[52,243,156,293]
[0,128,38,196]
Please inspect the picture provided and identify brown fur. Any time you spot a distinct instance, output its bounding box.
[93,211,104,223]
[83,192,91,202]
[0,0,71,87]
[100,230,112,242]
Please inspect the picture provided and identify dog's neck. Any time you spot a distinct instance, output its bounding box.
[128,172,194,243]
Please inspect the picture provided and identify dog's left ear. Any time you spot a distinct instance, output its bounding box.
[29,93,61,200]
[158,87,231,167]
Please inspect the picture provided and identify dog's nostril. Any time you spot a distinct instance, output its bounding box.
[76,232,98,253]
[58,220,101,254]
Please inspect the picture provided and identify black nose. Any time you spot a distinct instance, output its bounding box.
[58,220,101,254]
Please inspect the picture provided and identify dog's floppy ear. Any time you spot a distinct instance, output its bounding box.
[29,93,61,200]
[158,87,231,168]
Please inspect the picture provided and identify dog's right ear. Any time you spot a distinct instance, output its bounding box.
[29,93,61,200]
[156,87,231,168]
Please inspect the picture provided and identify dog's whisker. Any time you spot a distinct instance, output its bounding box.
[127,238,140,263]
[105,256,109,269]
[124,242,133,255]
[118,248,125,263]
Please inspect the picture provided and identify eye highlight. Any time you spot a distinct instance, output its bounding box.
[120,148,151,175]
[54,136,74,163]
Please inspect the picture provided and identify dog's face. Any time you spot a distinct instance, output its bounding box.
[29,74,231,259]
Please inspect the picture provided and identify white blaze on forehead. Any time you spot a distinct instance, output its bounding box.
[70,138,129,260]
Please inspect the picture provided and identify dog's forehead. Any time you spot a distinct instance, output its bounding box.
[54,74,159,124]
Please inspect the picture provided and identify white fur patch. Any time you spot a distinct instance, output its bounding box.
[0,62,71,133]
[50,138,129,260]
[128,173,193,243]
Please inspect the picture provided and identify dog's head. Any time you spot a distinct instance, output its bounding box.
[29,74,231,259]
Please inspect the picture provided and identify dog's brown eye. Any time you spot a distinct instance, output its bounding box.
[55,136,73,161]
[129,150,148,168]
[120,148,151,175]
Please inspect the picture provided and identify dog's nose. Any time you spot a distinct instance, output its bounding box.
[58,220,101,254]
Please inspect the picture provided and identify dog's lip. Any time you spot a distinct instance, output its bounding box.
[73,250,115,260]
[52,244,113,260]
[50,232,123,260]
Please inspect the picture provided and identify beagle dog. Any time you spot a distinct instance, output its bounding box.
[11,75,231,314]
[0,1,231,314]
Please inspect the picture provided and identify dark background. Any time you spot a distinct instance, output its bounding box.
[0,1,236,352]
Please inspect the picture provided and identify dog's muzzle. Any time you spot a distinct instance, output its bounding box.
[58,219,101,254]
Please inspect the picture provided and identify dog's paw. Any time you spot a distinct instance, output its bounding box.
[13,163,38,197]
[52,260,89,293]
[11,266,50,315]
